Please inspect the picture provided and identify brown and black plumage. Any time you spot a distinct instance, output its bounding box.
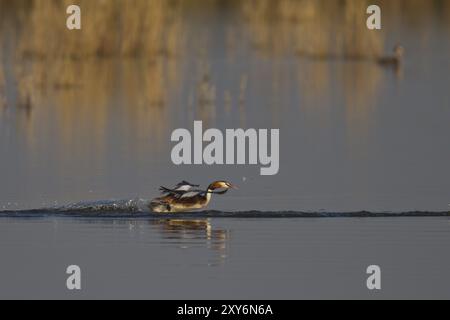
[150,181,237,213]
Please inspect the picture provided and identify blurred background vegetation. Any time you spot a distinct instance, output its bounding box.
[0,0,449,142]
[1,0,449,96]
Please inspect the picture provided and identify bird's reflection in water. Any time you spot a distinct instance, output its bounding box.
[151,219,229,263]
[72,217,230,264]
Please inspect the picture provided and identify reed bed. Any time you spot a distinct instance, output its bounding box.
[0,0,448,148]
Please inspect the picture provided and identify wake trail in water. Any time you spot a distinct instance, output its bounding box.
[0,199,449,218]
[59,198,150,213]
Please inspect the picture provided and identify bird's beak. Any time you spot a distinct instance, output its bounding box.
[229,184,238,190]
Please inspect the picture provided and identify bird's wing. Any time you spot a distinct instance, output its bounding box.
[175,181,200,189]
[179,190,205,199]
[174,184,195,191]
[160,181,201,194]
[159,186,205,199]
[159,186,186,195]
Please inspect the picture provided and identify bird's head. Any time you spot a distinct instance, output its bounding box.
[207,181,238,194]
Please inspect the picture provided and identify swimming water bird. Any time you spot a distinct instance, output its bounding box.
[377,45,404,67]
[150,181,237,213]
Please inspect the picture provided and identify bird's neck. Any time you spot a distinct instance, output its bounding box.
[205,190,213,204]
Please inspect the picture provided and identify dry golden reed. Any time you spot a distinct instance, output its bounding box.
[0,0,448,150]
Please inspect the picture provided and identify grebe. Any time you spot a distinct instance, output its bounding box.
[150,180,237,213]
[377,45,404,67]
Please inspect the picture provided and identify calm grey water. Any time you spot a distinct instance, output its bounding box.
[1,215,450,299]
[1,1,450,299]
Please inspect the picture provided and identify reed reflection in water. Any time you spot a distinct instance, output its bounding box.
[151,219,229,262]
[1,0,450,211]
[82,217,230,265]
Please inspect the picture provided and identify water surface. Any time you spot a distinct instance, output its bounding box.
[1,0,450,299]
[1,215,449,299]
[1,0,449,212]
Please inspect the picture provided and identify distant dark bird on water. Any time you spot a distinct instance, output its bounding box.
[377,45,404,67]
[150,180,237,213]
